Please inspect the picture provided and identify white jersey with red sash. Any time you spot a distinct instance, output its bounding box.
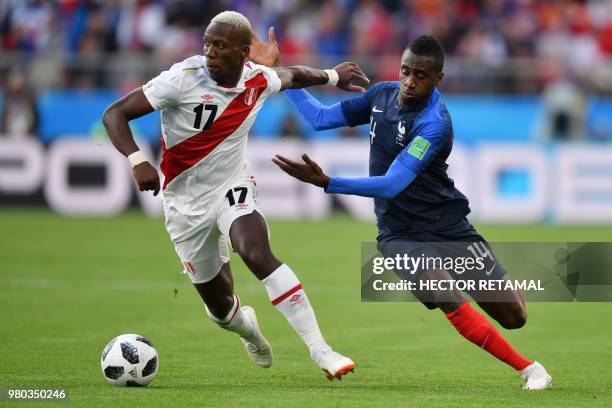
[143,55,281,214]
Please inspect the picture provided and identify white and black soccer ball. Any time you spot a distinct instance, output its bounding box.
[100,334,158,386]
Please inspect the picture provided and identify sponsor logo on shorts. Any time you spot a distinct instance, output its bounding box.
[184,262,196,274]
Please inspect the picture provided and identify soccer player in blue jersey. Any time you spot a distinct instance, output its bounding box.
[250,30,552,390]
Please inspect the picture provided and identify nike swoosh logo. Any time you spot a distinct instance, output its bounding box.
[485,262,497,276]
[372,106,383,113]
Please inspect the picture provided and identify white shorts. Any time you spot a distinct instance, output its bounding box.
[163,176,267,284]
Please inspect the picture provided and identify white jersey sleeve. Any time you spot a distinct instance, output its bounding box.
[142,65,183,110]
[255,64,282,96]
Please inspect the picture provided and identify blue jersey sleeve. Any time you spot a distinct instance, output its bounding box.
[325,158,417,199]
[395,120,451,175]
[340,82,385,127]
[324,119,451,199]
[283,89,349,130]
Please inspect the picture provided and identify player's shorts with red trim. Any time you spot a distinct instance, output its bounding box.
[163,176,268,284]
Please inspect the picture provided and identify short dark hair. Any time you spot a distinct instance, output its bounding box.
[406,35,445,72]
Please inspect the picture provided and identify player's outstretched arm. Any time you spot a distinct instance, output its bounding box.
[249,27,361,130]
[272,154,418,199]
[274,122,450,198]
[272,154,330,188]
[276,62,369,92]
[283,89,348,131]
[102,88,161,196]
[249,26,369,92]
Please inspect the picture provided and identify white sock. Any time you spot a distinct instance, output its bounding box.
[205,294,254,340]
[262,264,329,358]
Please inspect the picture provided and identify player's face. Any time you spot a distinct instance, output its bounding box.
[398,50,443,108]
[204,22,250,85]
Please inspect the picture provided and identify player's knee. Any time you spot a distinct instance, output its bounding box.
[234,240,273,270]
[428,287,465,310]
[501,308,527,330]
[245,251,271,271]
[422,301,438,310]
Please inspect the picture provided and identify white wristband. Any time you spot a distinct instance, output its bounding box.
[127,151,148,168]
[324,69,339,86]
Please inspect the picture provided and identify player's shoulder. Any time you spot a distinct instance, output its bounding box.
[162,55,208,82]
[366,81,399,96]
[242,60,272,73]
[242,61,277,81]
[415,89,451,133]
[165,55,204,72]
[240,61,281,93]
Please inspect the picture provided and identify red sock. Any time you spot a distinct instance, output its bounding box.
[445,302,532,371]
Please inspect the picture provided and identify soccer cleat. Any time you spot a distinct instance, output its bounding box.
[314,349,355,381]
[239,306,273,368]
[520,361,552,390]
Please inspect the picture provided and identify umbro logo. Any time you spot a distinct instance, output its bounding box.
[201,94,214,102]
[372,106,383,113]
[289,294,301,303]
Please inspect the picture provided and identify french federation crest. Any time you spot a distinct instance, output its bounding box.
[244,88,257,106]
[396,120,406,145]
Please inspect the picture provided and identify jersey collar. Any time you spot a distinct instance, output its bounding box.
[397,87,440,112]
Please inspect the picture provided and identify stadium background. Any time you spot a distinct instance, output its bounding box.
[1,1,611,407]
[1,0,612,222]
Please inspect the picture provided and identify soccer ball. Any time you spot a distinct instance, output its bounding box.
[100,334,158,386]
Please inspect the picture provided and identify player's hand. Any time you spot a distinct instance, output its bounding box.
[334,62,370,93]
[249,26,281,67]
[272,153,329,188]
[132,162,160,196]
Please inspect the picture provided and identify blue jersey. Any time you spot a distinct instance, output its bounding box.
[340,82,470,235]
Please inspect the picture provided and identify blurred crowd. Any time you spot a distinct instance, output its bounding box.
[0,0,610,92]
[0,0,611,140]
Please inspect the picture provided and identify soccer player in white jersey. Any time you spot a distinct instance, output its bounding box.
[102,11,369,380]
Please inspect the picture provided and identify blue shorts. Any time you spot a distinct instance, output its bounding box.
[377,218,508,284]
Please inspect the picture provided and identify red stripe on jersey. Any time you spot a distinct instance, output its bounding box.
[160,73,268,189]
[271,283,303,305]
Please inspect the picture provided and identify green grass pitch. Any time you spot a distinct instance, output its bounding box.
[1,210,611,407]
